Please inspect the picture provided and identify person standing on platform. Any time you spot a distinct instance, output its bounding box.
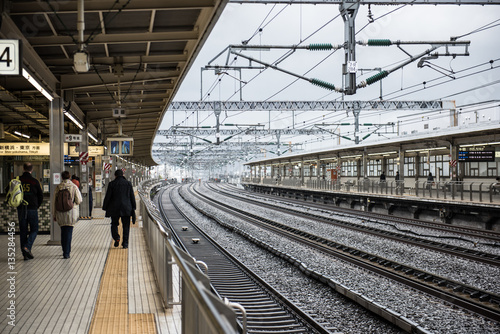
[71,175,80,189]
[380,171,386,182]
[102,169,136,249]
[427,172,434,190]
[395,171,401,193]
[380,171,386,191]
[493,177,500,194]
[53,171,82,259]
[88,177,93,217]
[18,162,44,261]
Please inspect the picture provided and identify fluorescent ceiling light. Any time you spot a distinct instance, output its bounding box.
[368,151,397,156]
[406,146,447,153]
[460,142,500,148]
[342,154,362,158]
[64,111,84,130]
[88,132,98,143]
[14,130,30,139]
[22,69,54,101]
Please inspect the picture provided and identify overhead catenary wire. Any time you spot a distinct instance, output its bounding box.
[383,60,500,101]
[169,5,500,163]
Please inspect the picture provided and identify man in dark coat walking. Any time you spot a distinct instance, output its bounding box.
[18,162,43,260]
[102,169,136,249]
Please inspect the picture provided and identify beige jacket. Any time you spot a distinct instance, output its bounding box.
[53,179,82,227]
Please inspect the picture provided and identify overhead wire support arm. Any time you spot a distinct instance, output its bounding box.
[314,125,353,141]
[230,51,341,92]
[173,129,213,144]
[357,39,471,89]
[358,39,471,47]
[225,43,343,52]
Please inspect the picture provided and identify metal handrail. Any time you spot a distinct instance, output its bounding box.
[138,180,239,334]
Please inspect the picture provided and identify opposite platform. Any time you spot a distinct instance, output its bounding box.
[0,208,181,334]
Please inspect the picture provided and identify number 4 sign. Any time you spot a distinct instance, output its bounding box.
[0,40,22,75]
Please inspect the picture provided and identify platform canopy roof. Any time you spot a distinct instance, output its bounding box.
[0,0,228,166]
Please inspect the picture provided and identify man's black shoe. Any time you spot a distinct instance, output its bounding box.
[24,255,29,261]
[23,247,34,259]
[122,245,128,249]
[114,239,120,247]
[63,255,70,259]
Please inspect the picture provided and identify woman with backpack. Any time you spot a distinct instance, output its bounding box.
[53,171,82,259]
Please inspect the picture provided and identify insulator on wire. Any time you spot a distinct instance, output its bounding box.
[367,39,392,46]
[308,43,333,51]
[310,78,337,91]
[361,70,389,87]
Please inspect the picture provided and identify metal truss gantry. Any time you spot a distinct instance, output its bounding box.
[167,100,447,112]
[161,99,452,144]
[152,141,303,149]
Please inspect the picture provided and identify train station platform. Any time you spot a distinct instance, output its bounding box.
[242,180,500,229]
[0,206,181,334]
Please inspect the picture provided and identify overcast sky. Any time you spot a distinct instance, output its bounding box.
[156,2,500,153]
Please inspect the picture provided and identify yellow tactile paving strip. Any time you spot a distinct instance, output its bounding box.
[89,221,156,334]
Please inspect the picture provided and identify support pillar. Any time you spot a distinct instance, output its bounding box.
[49,97,64,245]
[450,143,459,181]
[362,148,368,178]
[398,148,405,181]
[316,156,321,181]
[300,158,305,186]
[79,130,89,218]
[340,2,360,95]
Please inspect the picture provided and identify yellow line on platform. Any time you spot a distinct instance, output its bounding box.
[89,222,156,334]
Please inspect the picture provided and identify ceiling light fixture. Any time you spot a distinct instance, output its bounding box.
[88,132,98,143]
[14,130,30,139]
[63,111,84,130]
[22,69,54,101]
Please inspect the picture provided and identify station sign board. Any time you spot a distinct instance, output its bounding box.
[65,134,82,142]
[68,145,104,156]
[458,150,495,162]
[0,142,49,155]
[0,39,22,75]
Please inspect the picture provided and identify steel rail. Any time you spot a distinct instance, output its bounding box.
[159,185,331,334]
[217,182,500,248]
[190,183,500,322]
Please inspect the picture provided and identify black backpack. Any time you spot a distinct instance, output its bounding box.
[55,188,74,212]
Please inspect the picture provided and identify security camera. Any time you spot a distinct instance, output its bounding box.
[74,51,89,72]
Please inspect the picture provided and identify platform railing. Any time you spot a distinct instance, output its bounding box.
[243,178,500,204]
[138,180,239,334]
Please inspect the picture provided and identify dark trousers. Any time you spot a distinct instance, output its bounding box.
[60,226,74,257]
[18,207,39,252]
[110,216,131,247]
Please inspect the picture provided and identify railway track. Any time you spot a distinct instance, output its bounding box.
[187,183,500,323]
[209,183,500,266]
[220,183,500,244]
[157,185,331,334]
